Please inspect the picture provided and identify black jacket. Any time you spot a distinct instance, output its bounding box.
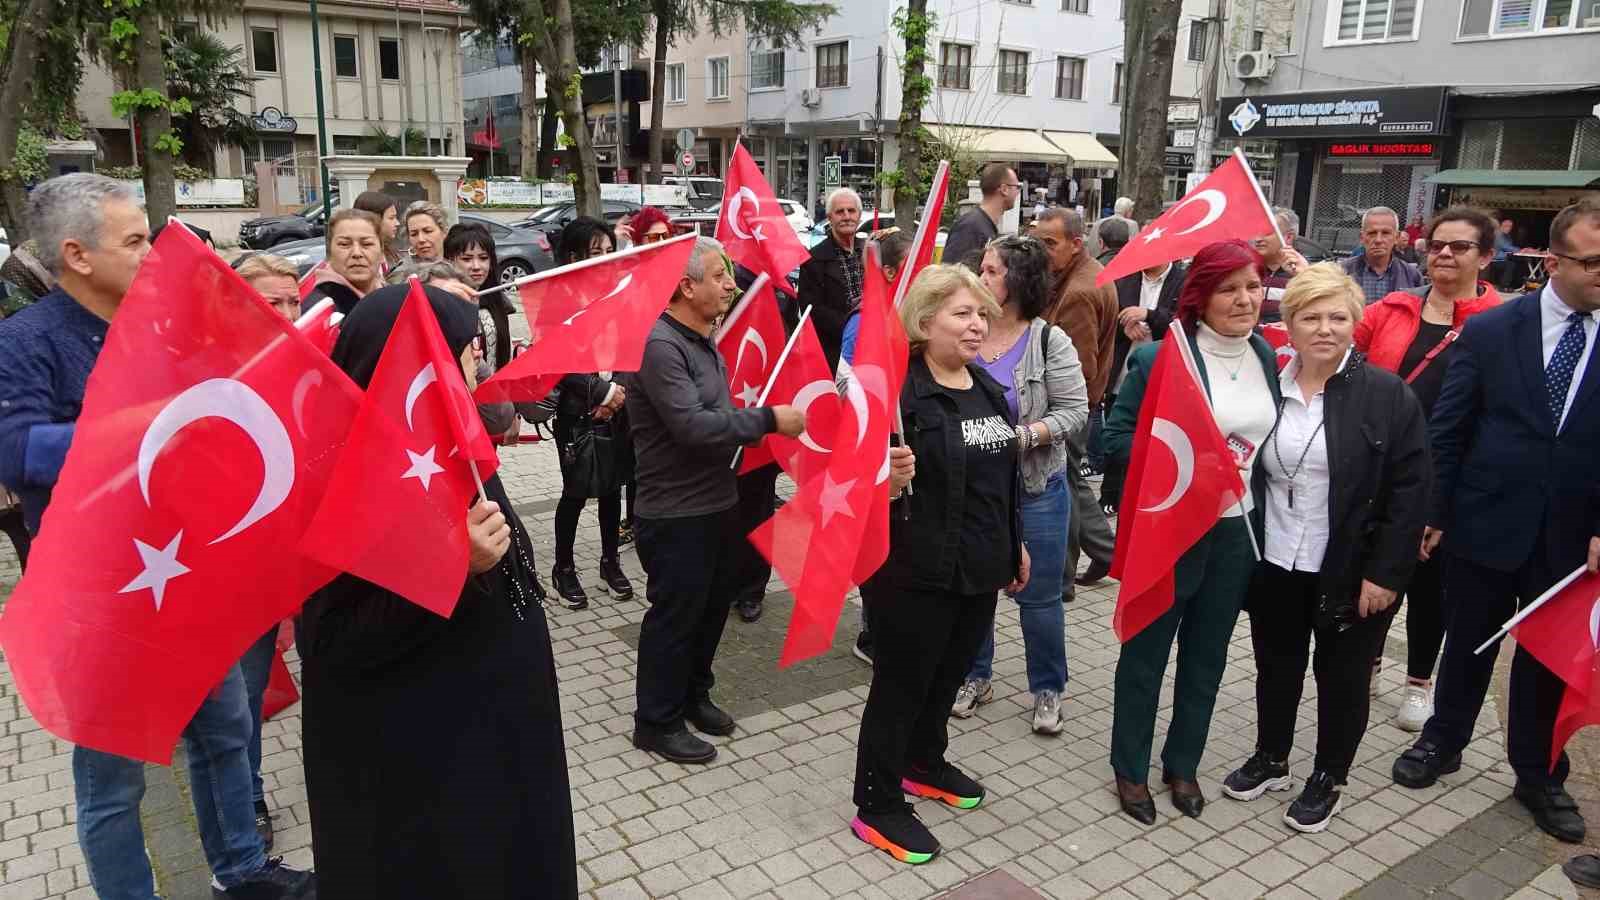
[1110,263,1185,390]
[868,356,1024,592]
[1295,354,1431,630]
[796,234,862,369]
[940,208,998,272]
[305,279,364,316]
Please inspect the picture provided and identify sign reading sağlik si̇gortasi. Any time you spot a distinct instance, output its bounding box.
[1217,86,1449,140]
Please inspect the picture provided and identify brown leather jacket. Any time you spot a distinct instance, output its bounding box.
[1044,251,1119,408]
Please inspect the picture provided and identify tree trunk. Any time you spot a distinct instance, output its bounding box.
[0,0,52,242]
[520,45,539,178]
[893,0,929,227]
[540,92,560,178]
[134,12,177,225]
[1122,0,1181,223]
[548,0,601,216]
[647,0,670,185]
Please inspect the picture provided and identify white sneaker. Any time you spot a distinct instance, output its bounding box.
[951,678,992,718]
[1396,682,1433,732]
[1032,690,1063,735]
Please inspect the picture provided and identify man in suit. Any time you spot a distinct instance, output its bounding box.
[797,188,864,369]
[1101,261,1186,514]
[1391,198,1600,844]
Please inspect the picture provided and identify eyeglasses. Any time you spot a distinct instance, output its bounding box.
[1426,240,1485,255]
[641,230,671,244]
[1553,252,1600,275]
[1002,182,1023,191]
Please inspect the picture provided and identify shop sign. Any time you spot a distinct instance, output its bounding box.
[1218,86,1448,139]
[252,107,298,134]
[1169,102,1200,122]
[1329,141,1438,157]
[122,179,247,207]
[1453,186,1600,212]
[1174,129,1196,148]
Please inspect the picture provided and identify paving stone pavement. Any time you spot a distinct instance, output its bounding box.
[2,442,1597,899]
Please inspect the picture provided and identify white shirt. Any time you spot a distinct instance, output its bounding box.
[1195,324,1277,517]
[1139,264,1172,312]
[1542,283,1599,432]
[1263,356,1332,573]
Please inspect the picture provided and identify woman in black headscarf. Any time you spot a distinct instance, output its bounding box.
[299,283,577,899]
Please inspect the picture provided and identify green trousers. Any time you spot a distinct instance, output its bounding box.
[1110,516,1255,783]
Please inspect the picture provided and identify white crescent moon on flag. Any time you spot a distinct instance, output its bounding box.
[734,327,769,381]
[1171,189,1228,236]
[1139,417,1194,514]
[290,370,322,438]
[789,380,835,453]
[725,187,759,241]
[137,378,295,545]
[562,272,634,326]
[404,364,437,431]
[1589,598,1600,649]
[852,364,891,450]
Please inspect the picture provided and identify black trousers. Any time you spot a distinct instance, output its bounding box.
[1401,551,1447,680]
[1422,547,1571,786]
[1249,562,1397,783]
[853,583,997,812]
[632,508,742,734]
[553,493,621,569]
[0,507,28,570]
[729,463,779,608]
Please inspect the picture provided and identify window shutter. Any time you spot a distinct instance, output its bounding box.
[1338,0,1362,38]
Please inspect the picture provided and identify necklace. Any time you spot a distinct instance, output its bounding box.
[984,321,1027,362]
[1266,396,1324,509]
[1207,346,1248,380]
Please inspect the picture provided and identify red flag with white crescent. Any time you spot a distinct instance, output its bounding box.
[715,276,789,473]
[893,160,952,305]
[718,142,810,296]
[1508,569,1600,770]
[0,225,362,763]
[756,316,838,484]
[295,297,343,356]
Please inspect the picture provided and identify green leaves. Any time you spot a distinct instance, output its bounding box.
[109,86,165,117]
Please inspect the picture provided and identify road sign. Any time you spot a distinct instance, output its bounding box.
[822,155,843,189]
[675,128,696,152]
[678,151,696,174]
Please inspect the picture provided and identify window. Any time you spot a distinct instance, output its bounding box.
[707,57,730,100]
[174,21,198,40]
[1062,0,1090,11]
[1334,0,1420,40]
[333,35,358,79]
[378,37,402,80]
[938,43,972,89]
[1188,20,1210,59]
[1252,29,1266,48]
[997,49,1029,95]
[1112,61,1124,103]
[1054,56,1086,100]
[816,41,848,88]
[750,44,784,89]
[333,135,361,155]
[666,62,685,102]
[250,28,279,74]
[1460,0,1591,34]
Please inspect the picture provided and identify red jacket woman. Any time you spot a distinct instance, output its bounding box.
[1354,284,1503,373]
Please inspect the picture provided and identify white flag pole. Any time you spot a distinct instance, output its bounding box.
[729,304,815,471]
[890,159,951,313]
[472,230,698,299]
[293,296,336,329]
[1474,565,1591,655]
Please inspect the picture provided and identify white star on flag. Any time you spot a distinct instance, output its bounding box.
[1142,226,1166,244]
[402,446,447,491]
[734,382,761,407]
[118,532,191,611]
[817,473,858,527]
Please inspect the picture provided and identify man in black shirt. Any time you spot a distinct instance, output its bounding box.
[798,188,866,368]
[942,165,1019,272]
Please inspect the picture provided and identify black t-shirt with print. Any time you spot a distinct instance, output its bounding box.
[945,381,1017,593]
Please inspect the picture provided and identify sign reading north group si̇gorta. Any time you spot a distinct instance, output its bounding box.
[1218,86,1449,140]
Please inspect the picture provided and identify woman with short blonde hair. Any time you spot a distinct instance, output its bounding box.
[404,201,449,262]
[236,253,303,320]
[1279,261,1365,325]
[898,263,1000,350]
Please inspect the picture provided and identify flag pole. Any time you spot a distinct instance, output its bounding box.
[1171,320,1261,562]
[890,159,950,312]
[713,272,771,343]
[473,231,698,299]
[1474,565,1590,655]
[293,296,336,328]
[729,304,814,471]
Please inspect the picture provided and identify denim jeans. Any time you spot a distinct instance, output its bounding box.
[968,474,1072,694]
[1085,405,1106,471]
[74,664,267,899]
[238,628,278,804]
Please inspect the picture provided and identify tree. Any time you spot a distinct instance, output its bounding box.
[362,125,429,156]
[164,30,256,171]
[887,1,931,227]
[0,0,86,241]
[1118,0,1183,223]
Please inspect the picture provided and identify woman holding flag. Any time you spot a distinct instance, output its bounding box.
[1103,239,1280,824]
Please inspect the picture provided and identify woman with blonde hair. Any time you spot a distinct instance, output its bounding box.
[850,264,1028,865]
[404,201,449,262]
[1220,263,1429,833]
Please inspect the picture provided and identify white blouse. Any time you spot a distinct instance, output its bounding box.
[1194,323,1276,517]
[1262,357,1331,573]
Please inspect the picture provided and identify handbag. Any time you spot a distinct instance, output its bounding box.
[557,417,618,499]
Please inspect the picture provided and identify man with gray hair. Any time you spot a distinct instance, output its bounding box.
[1341,205,1422,303]
[798,187,866,367]
[623,236,804,765]
[0,174,316,898]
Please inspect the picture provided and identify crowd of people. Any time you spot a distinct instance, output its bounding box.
[0,167,1596,896]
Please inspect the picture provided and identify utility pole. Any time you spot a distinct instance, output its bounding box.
[420,3,432,155]
[310,0,333,218]
[610,28,627,181]
[395,0,407,155]
[1191,0,1227,176]
[428,27,447,155]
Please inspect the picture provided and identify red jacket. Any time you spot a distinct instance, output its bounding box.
[1354,282,1505,374]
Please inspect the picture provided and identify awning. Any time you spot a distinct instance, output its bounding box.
[1425,169,1600,188]
[1043,131,1119,168]
[928,125,1073,165]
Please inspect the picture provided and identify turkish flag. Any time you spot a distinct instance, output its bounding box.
[892,159,952,304]
[1508,569,1600,770]
[716,275,789,473]
[1096,150,1278,287]
[846,245,910,586]
[261,620,299,720]
[760,316,839,485]
[1260,322,1295,370]
[474,232,698,404]
[295,296,343,356]
[1109,326,1247,641]
[718,142,810,297]
[0,224,363,764]
[298,260,329,301]
[300,280,500,618]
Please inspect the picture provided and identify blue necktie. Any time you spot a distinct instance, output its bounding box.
[1546,311,1587,429]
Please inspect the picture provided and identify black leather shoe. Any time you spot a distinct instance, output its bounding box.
[632,727,716,764]
[1515,781,1586,843]
[1116,776,1156,826]
[1392,739,1462,789]
[1563,854,1600,888]
[686,698,736,736]
[1163,771,1205,818]
[1074,559,1111,587]
[736,597,763,623]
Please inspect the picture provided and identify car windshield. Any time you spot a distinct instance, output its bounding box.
[692,181,724,201]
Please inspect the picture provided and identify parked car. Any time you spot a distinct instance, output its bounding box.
[662,176,726,211]
[237,197,338,250]
[777,199,813,232]
[511,200,641,258]
[240,213,553,283]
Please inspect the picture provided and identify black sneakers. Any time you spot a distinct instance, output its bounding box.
[1392,739,1462,789]
[211,857,316,899]
[1514,781,1587,843]
[550,564,589,610]
[1284,770,1343,833]
[598,557,634,601]
[902,761,985,809]
[1222,752,1294,801]
[253,799,274,852]
[851,803,941,864]
[632,727,716,764]
[736,597,763,623]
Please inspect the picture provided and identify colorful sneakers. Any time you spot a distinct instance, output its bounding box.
[851,804,940,865]
[902,761,986,809]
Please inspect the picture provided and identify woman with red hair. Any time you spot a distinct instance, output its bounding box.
[629,206,675,245]
[1102,240,1281,825]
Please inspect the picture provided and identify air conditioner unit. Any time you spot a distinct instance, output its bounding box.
[1233,50,1276,80]
[800,88,822,108]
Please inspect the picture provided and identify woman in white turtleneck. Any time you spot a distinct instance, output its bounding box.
[1101,239,1281,827]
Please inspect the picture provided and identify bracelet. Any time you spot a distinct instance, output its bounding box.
[1016,424,1037,452]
